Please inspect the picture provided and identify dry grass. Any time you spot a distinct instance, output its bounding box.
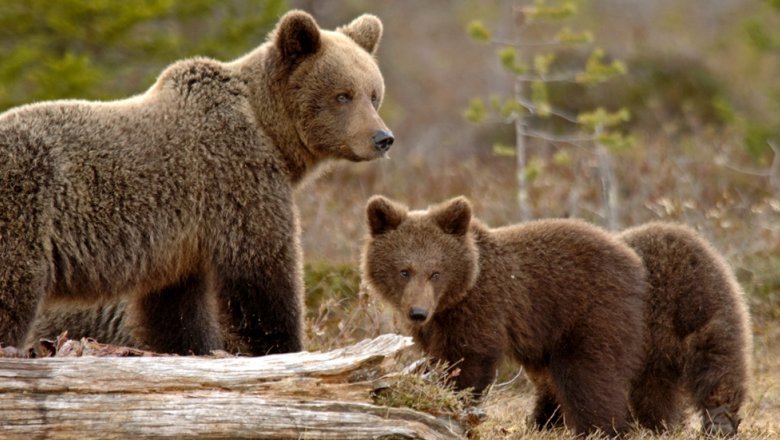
[371,359,475,416]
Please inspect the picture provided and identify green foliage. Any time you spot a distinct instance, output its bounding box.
[464,97,488,123]
[576,48,627,84]
[502,99,524,119]
[745,19,779,51]
[741,0,780,158]
[578,108,633,152]
[489,95,524,119]
[552,149,572,166]
[521,0,577,22]
[744,122,776,159]
[466,20,491,42]
[304,262,382,351]
[597,131,635,153]
[493,142,516,157]
[497,47,528,75]
[577,107,630,130]
[712,95,736,124]
[533,53,555,76]
[530,81,551,117]
[0,0,286,111]
[524,158,543,182]
[555,27,593,45]
[304,262,362,317]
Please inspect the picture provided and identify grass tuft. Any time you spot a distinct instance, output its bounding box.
[371,359,475,417]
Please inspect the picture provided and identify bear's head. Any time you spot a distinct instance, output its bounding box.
[361,196,480,327]
[269,10,393,163]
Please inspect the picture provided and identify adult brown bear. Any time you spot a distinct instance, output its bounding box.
[0,10,392,355]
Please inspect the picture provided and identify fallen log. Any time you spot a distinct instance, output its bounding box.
[0,334,466,439]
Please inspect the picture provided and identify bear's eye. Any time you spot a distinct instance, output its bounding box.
[400,270,410,279]
[430,272,440,281]
[336,93,352,104]
[371,92,378,107]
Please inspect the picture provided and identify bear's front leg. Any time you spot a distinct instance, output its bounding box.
[0,151,52,349]
[132,271,224,355]
[449,351,501,397]
[214,217,304,356]
[525,368,564,430]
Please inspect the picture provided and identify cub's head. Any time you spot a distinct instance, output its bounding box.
[361,196,480,328]
[272,10,392,162]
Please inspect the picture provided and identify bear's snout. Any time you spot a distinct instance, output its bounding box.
[408,307,428,322]
[371,129,394,153]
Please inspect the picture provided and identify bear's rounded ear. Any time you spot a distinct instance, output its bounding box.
[367,195,406,236]
[431,197,472,236]
[336,14,383,55]
[274,10,321,62]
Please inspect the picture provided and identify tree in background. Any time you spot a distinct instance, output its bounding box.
[464,0,630,228]
[0,0,286,111]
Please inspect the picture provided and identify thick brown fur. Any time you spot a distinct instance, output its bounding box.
[0,10,391,355]
[619,222,752,437]
[361,196,649,436]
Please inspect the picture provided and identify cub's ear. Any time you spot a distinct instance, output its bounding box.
[431,197,472,236]
[337,14,383,55]
[275,10,321,62]
[366,195,406,236]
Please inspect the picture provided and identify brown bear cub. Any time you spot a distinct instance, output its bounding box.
[361,196,649,436]
[620,222,752,437]
[0,10,391,355]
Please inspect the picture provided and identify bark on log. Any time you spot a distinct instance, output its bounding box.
[0,334,465,439]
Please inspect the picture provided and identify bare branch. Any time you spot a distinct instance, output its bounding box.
[524,127,595,144]
[515,96,580,123]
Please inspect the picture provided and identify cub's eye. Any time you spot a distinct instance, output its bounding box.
[336,93,352,104]
[371,92,379,106]
[430,272,440,281]
[400,270,410,279]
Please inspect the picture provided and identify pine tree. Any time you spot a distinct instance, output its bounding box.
[465,0,631,227]
[0,0,286,111]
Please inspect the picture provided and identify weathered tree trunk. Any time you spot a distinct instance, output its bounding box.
[0,334,465,439]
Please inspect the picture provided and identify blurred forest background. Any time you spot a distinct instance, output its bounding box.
[1,0,778,436]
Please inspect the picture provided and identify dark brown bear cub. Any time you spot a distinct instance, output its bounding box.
[361,196,649,436]
[620,222,752,437]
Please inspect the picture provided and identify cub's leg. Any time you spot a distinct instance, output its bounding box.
[526,369,564,430]
[629,365,685,432]
[550,328,639,436]
[685,321,748,437]
[533,390,564,430]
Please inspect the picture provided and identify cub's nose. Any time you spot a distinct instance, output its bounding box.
[408,307,428,322]
[372,129,394,153]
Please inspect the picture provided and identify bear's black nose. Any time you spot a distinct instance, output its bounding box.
[372,129,394,153]
[409,307,428,321]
